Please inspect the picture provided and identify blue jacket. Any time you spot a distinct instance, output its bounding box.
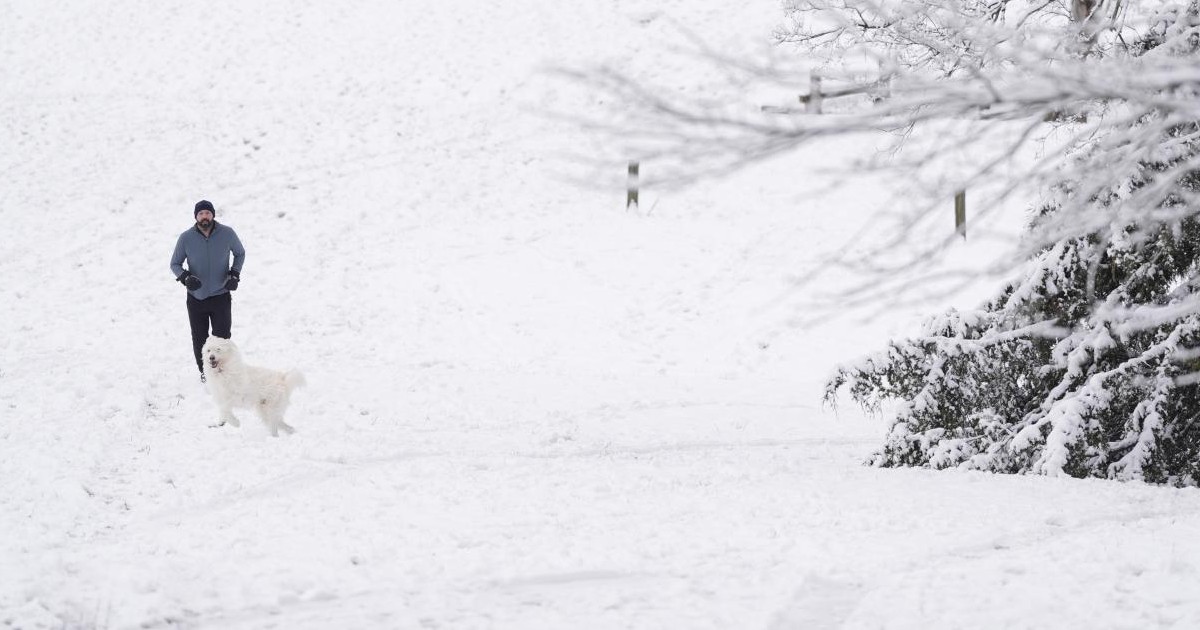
[170,222,246,300]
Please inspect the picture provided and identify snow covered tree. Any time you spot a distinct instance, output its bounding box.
[563,1,1200,482]
[821,4,1200,485]
[563,1,1200,293]
[827,161,1200,484]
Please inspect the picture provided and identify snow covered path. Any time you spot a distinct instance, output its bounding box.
[2,1,1199,628]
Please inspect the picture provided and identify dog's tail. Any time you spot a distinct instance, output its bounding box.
[285,369,307,391]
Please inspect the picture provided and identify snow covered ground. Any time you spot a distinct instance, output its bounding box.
[2,1,1199,628]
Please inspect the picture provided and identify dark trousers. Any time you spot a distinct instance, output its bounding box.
[186,292,232,373]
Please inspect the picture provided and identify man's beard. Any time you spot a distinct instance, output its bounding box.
[198,218,212,229]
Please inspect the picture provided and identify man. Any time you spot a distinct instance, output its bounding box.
[170,199,245,382]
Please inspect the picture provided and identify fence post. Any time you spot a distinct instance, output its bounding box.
[808,71,823,114]
[627,161,639,210]
[955,190,967,239]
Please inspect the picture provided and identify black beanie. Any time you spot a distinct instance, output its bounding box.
[194,200,215,218]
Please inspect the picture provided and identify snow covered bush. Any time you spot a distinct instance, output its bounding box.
[829,142,1200,484]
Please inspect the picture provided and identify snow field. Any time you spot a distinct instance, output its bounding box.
[2,0,1199,628]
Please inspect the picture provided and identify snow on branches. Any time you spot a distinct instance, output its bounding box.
[557,0,1200,323]
[828,73,1200,485]
[828,212,1200,485]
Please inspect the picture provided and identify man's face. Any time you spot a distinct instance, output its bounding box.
[196,209,214,228]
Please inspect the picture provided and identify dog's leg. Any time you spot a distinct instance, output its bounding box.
[210,404,240,429]
[257,403,282,437]
[209,405,229,428]
[271,401,296,435]
[263,413,294,436]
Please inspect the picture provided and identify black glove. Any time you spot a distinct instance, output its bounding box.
[178,272,202,291]
[224,269,240,291]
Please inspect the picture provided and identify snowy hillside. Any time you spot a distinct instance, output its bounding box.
[2,1,1199,628]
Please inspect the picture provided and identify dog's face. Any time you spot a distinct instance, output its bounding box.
[201,337,239,373]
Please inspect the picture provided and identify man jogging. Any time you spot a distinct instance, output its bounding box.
[170,199,245,382]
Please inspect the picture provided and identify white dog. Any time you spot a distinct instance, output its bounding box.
[202,337,305,436]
